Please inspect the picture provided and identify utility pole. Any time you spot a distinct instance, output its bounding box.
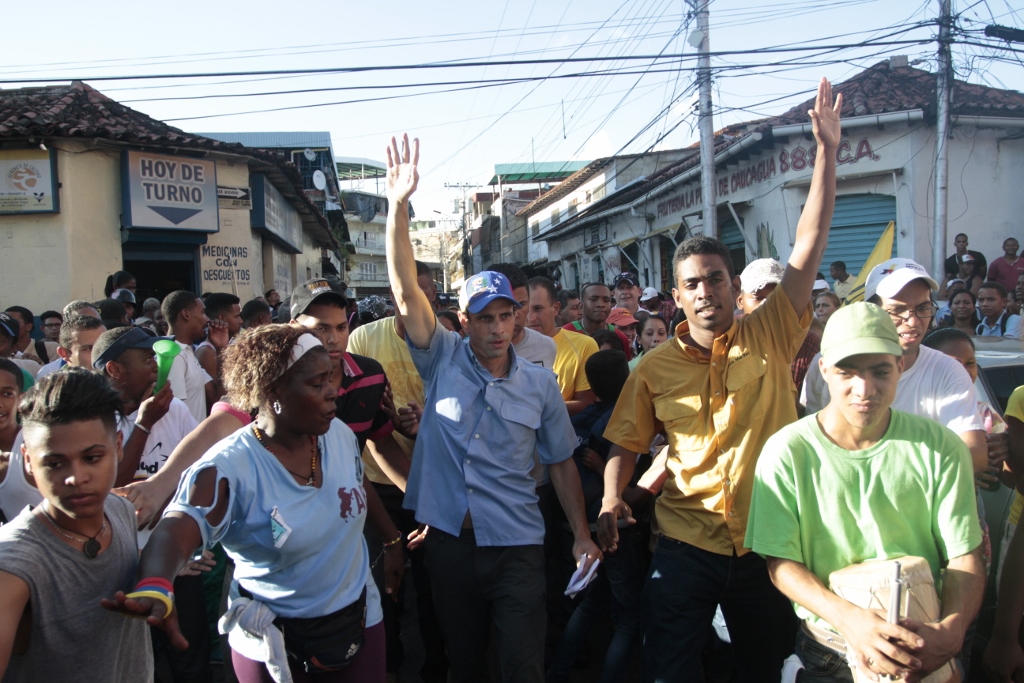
[444,182,478,282]
[932,0,952,280]
[691,0,717,238]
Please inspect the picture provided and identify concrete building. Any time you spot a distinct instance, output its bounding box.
[463,162,588,274]
[524,61,1024,294]
[0,82,339,311]
[198,131,347,282]
[516,150,696,287]
[409,218,465,292]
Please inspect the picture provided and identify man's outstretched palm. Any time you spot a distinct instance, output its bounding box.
[386,133,420,204]
[809,77,843,150]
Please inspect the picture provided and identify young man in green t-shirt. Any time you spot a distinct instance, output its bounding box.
[746,302,985,683]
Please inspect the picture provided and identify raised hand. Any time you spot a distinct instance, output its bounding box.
[207,318,230,350]
[138,381,173,428]
[808,77,843,150]
[385,134,420,205]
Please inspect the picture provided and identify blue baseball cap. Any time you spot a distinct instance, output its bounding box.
[458,271,520,314]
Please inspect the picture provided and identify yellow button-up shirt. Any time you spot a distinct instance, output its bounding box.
[604,287,810,555]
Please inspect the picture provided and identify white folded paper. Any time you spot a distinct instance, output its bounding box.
[564,554,601,598]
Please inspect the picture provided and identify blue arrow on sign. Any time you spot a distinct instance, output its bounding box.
[149,206,202,225]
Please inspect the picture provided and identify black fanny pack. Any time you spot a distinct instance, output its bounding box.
[240,585,367,673]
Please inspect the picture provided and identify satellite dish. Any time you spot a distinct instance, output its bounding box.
[303,148,316,161]
[312,170,327,190]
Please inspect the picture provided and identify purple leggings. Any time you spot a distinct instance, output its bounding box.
[230,621,385,683]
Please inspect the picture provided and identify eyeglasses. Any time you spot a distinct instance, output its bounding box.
[882,303,938,321]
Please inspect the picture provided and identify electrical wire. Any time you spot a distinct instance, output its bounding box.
[0,38,937,85]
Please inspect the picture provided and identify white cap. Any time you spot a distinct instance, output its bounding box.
[640,287,660,302]
[865,258,939,301]
[739,258,785,294]
[813,279,830,291]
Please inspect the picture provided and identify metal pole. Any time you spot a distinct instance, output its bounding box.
[695,0,717,238]
[932,0,952,279]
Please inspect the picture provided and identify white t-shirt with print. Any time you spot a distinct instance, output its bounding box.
[800,344,984,434]
[124,398,199,548]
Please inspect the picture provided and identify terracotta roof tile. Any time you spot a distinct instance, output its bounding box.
[0,81,337,248]
[546,61,1024,236]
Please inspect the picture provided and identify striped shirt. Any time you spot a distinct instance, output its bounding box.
[336,352,394,450]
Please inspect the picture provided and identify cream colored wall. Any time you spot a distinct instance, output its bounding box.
[0,142,330,311]
[198,159,259,299]
[299,228,322,283]
[0,141,122,311]
[262,240,296,300]
[249,229,265,298]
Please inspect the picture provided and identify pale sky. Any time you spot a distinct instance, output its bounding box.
[3,0,1021,217]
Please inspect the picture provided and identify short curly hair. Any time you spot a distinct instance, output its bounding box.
[222,324,319,412]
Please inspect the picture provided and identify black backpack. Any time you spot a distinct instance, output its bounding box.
[34,339,50,364]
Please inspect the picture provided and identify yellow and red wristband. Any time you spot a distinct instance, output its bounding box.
[124,578,175,618]
[136,577,174,593]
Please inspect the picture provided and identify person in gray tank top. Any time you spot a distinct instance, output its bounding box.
[0,368,152,682]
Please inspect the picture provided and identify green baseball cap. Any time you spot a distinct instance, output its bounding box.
[820,302,903,367]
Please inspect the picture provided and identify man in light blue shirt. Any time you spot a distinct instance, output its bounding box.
[385,134,601,683]
[976,281,1022,338]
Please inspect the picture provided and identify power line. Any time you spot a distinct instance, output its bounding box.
[0,38,935,85]
[422,0,654,179]
[0,13,690,76]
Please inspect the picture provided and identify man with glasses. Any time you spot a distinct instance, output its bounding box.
[802,258,987,474]
[38,311,62,343]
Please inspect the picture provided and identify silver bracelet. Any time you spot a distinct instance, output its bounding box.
[133,422,152,435]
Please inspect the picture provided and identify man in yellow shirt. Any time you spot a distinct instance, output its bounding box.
[597,77,842,682]
[527,276,596,416]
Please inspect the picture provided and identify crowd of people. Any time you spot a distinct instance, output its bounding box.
[1,77,1023,683]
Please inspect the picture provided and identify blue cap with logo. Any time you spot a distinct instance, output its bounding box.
[458,271,520,314]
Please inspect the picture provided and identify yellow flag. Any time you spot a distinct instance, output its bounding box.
[841,221,895,304]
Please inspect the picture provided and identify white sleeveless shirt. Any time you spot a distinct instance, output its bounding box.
[0,433,43,521]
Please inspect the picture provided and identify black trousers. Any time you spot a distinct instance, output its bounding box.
[424,528,546,683]
[152,573,212,683]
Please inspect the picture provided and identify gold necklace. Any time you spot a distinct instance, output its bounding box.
[252,425,318,486]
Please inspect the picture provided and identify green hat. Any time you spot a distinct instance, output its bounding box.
[820,302,902,367]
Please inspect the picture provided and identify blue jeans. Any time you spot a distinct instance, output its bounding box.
[547,526,647,683]
[794,630,854,682]
[641,536,798,683]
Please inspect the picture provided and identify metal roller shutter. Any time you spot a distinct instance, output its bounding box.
[821,194,897,282]
[719,217,747,275]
